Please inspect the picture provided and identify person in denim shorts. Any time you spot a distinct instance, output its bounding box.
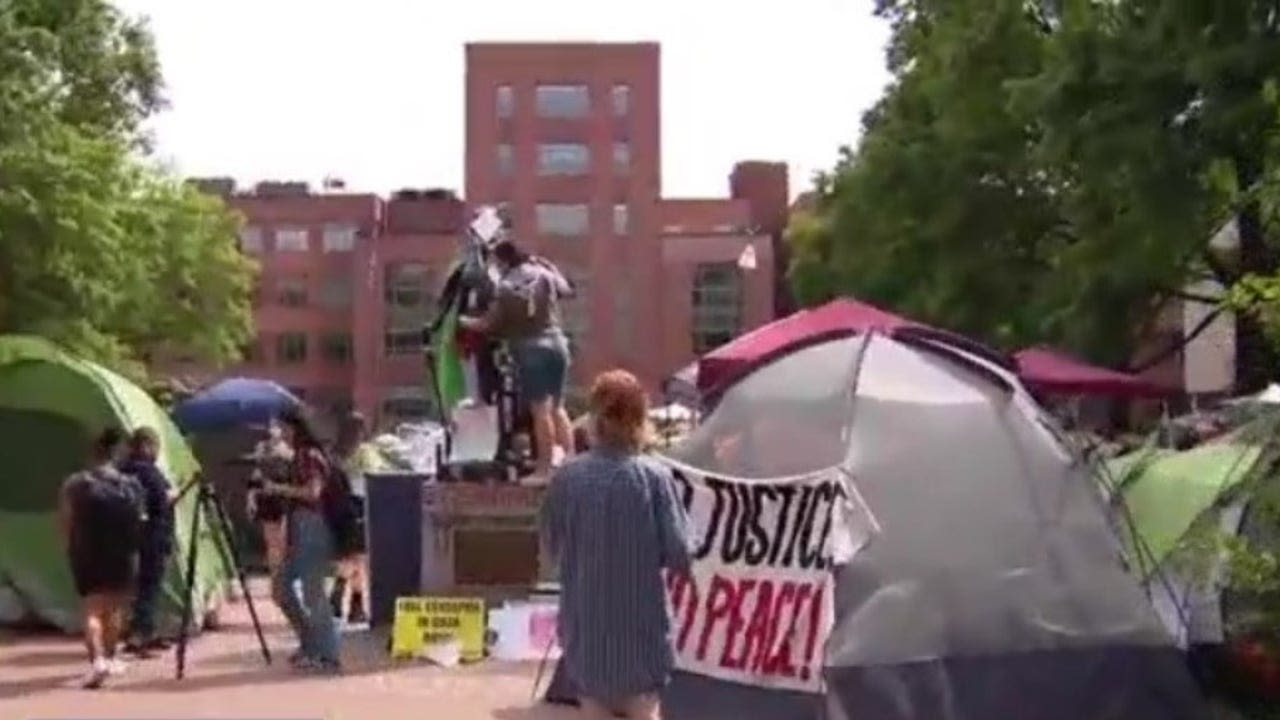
[461,239,575,476]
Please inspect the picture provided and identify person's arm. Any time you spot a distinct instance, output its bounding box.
[650,464,693,571]
[458,310,494,333]
[533,258,573,298]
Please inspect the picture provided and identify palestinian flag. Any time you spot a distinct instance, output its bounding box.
[430,302,468,418]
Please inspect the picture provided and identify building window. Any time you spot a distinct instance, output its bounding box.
[613,204,629,235]
[537,143,590,176]
[276,332,308,365]
[383,329,423,357]
[320,332,353,365]
[275,276,308,307]
[240,226,264,253]
[536,204,589,237]
[497,144,514,176]
[611,84,630,117]
[384,262,432,308]
[274,227,310,252]
[322,223,357,253]
[691,263,742,354]
[318,274,352,309]
[613,142,630,174]
[535,84,589,118]
[383,262,434,357]
[382,386,436,422]
[496,85,514,118]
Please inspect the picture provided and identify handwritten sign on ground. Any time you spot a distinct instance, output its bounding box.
[390,596,486,661]
[662,466,853,693]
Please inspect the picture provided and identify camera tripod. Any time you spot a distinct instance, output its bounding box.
[172,472,272,679]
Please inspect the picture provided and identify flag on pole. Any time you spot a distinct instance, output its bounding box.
[430,300,468,418]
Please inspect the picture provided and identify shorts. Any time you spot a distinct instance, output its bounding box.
[69,548,137,598]
[512,334,569,404]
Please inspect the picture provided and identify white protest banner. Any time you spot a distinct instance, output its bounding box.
[660,463,862,694]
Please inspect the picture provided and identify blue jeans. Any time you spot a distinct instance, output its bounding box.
[271,509,339,663]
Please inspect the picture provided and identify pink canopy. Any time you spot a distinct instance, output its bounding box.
[696,298,920,393]
[1013,347,1174,398]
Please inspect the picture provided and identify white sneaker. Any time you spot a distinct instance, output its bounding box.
[106,657,128,675]
[81,659,109,689]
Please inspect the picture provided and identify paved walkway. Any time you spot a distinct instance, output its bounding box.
[1,590,576,720]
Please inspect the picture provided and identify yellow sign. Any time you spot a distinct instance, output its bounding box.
[390,596,487,661]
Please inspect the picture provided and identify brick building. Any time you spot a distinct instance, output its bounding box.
[174,180,467,427]
[464,42,781,391]
[182,42,784,428]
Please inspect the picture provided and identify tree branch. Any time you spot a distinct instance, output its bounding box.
[1128,305,1223,373]
[1161,286,1223,305]
[1201,248,1238,287]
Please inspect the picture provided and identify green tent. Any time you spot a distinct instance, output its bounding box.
[1107,440,1263,572]
[0,336,227,632]
[1101,423,1280,651]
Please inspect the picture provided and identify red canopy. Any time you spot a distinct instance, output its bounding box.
[696,298,919,393]
[1013,347,1174,398]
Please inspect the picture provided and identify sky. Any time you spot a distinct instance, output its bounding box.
[112,0,891,200]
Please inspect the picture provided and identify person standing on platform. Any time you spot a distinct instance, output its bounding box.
[540,370,693,720]
[119,426,176,656]
[460,238,576,477]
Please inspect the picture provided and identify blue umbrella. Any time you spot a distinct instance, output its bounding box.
[172,377,302,433]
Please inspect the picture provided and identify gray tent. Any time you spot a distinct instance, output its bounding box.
[548,327,1208,719]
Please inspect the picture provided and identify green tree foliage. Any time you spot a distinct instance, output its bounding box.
[792,0,1280,376]
[0,0,254,377]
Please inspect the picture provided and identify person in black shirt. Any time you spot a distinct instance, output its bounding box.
[119,426,176,656]
[59,427,142,689]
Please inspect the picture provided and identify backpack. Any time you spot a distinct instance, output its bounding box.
[74,468,144,550]
[318,454,362,559]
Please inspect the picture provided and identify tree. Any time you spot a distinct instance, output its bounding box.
[789,0,1086,354]
[1018,0,1280,387]
[792,0,1280,377]
[0,0,255,376]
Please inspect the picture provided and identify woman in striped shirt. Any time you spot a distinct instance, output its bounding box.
[541,369,693,719]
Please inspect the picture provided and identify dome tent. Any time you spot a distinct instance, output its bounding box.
[548,327,1208,720]
[0,336,227,632]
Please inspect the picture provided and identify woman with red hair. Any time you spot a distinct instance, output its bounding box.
[541,369,693,719]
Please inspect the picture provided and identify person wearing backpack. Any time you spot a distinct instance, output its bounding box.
[260,409,342,673]
[58,427,145,689]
